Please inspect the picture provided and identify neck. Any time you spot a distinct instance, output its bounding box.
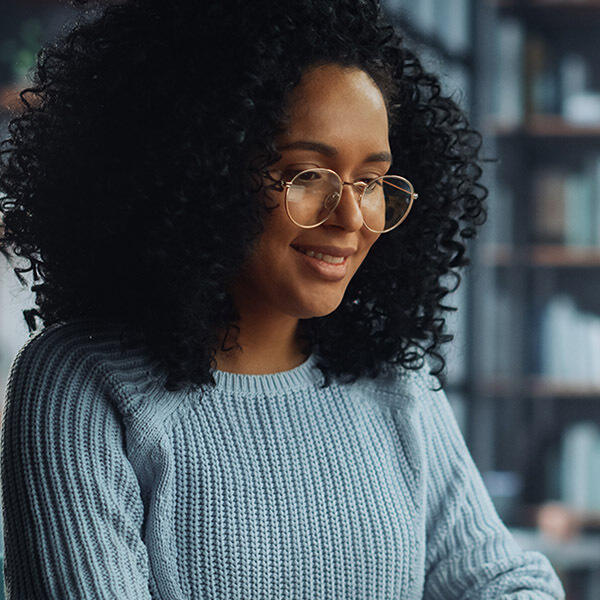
[214,320,309,375]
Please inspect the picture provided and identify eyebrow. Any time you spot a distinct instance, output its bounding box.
[277,140,392,164]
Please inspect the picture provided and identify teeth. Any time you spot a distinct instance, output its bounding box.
[296,247,345,264]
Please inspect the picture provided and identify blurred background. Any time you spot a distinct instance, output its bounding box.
[1,0,600,598]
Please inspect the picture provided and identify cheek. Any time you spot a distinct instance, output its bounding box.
[250,240,297,279]
[360,236,379,258]
[352,252,368,272]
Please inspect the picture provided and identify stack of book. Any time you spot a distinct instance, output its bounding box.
[555,421,600,514]
[493,17,600,127]
[532,155,600,246]
[539,294,600,384]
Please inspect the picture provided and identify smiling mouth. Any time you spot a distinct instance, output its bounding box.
[290,245,349,264]
[290,245,349,282]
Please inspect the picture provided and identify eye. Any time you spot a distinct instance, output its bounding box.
[359,176,383,186]
[285,169,322,181]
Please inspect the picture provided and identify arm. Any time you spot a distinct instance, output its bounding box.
[0,337,153,599]
[417,371,565,600]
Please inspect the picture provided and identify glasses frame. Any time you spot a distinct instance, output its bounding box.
[261,167,418,233]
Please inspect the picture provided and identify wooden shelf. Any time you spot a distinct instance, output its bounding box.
[496,0,600,16]
[478,376,600,398]
[493,115,600,138]
[497,0,600,9]
[530,377,600,398]
[497,0,600,8]
[481,244,600,267]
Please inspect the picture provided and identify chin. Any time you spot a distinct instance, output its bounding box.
[296,296,344,319]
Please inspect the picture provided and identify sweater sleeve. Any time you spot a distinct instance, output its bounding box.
[418,372,565,600]
[0,333,153,599]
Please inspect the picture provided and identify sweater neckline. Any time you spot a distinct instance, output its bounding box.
[208,352,323,395]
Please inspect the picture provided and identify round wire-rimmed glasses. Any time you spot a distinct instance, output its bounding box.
[261,167,418,233]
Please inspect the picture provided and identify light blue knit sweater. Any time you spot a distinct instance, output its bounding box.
[0,319,565,599]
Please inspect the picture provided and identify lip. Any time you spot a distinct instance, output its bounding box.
[290,244,356,257]
[291,245,348,281]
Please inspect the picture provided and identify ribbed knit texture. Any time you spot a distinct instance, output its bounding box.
[0,319,565,599]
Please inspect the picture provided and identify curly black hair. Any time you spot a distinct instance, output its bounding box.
[0,0,487,393]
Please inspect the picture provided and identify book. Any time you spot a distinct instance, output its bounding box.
[559,52,589,117]
[532,160,600,247]
[438,0,470,54]
[590,317,600,385]
[539,295,600,384]
[532,168,567,244]
[559,421,600,512]
[495,18,524,127]
[525,33,559,117]
[588,154,600,245]
[565,171,594,247]
[414,0,436,34]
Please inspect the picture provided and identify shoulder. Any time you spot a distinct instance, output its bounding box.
[353,357,441,417]
[4,318,167,425]
[6,319,108,396]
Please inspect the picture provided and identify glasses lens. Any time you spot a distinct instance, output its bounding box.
[286,170,413,232]
[362,176,413,232]
[286,169,341,227]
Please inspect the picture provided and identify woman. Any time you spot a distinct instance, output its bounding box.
[0,0,565,598]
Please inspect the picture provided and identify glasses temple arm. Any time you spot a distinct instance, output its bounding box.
[383,180,416,196]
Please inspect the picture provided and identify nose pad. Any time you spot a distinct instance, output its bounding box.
[324,191,340,211]
[323,184,363,228]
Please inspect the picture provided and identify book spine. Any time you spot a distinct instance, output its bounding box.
[560,421,600,511]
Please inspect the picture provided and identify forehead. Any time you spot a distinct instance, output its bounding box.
[281,65,390,146]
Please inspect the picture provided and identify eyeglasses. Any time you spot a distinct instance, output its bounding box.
[261,168,417,233]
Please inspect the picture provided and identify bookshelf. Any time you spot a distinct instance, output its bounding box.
[471,1,600,597]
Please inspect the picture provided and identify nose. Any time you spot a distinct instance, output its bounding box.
[325,181,364,231]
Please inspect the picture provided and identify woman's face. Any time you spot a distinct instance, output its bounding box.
[231,63,391,321]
